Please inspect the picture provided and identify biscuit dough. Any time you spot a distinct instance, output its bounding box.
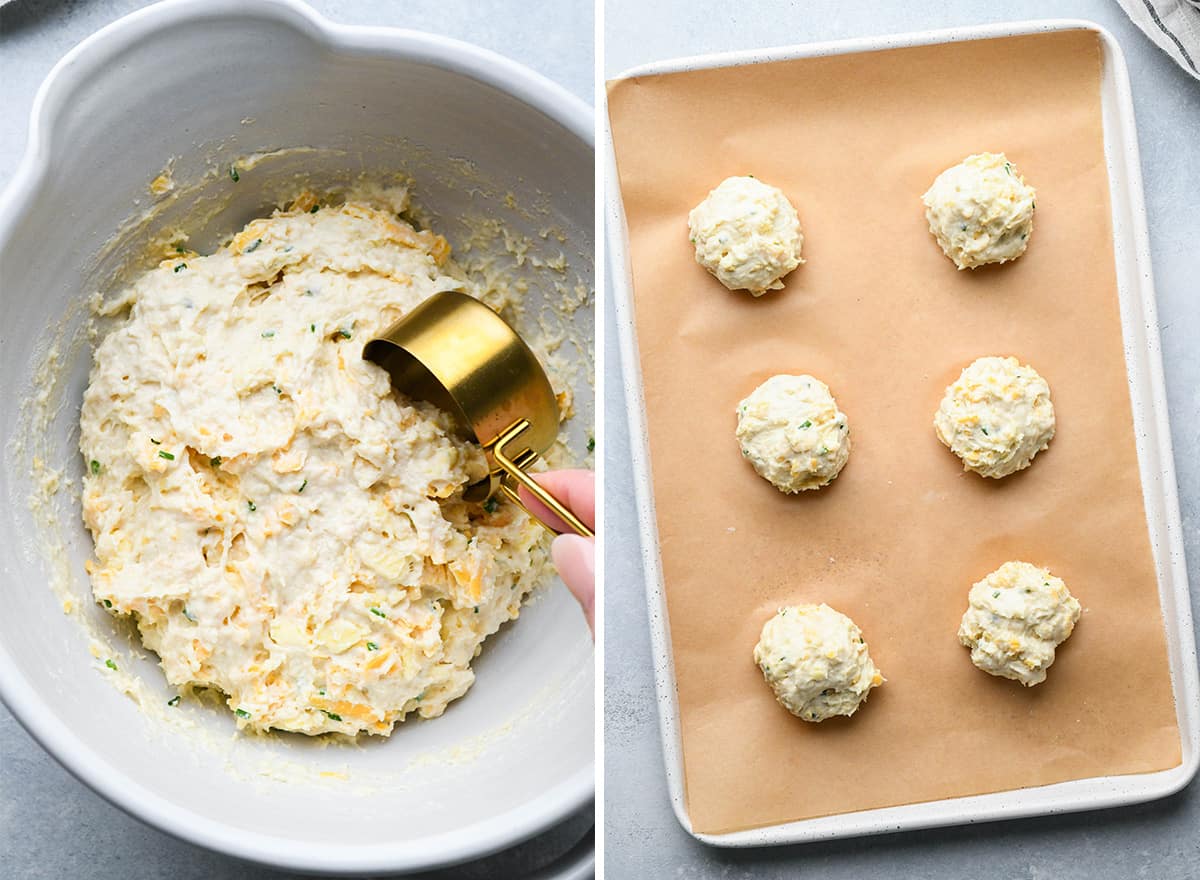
[754,604,883,722]
[934,356,1055,479]
[922,152,1036,269]
[687,175,803,295]
[79,186,554,736]
[958,561,1081,686]
[736,374,850,493]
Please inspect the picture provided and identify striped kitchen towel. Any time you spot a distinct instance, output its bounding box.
[1118,0,1200,80]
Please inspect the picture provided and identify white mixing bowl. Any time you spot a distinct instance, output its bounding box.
[0,0,594,873]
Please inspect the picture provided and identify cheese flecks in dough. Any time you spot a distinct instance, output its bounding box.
[687,176,803,295]
[934,356,1055,479]
[79,187,554,737]
[754,604,883,722]
[922,152,1036,270]
[736,374,850,493]
[958,561,1081,687]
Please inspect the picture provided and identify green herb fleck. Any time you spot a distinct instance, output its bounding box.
[587,436,595,453]
[800,420,812,429]
[304,288,316,297]
[1004,162,1013,176]
[981,427,989,435]
[235,708,250,719]
[247,500,257,512]
[473,606,480,614]
[416,691,426,701]
[298,479,308,494]
[167,695,181,707]
[272,384,282,395]
[103,599,112,608]
[174,263,187,273]
[158,450,175,460]
[210,456,222,468]
[337,327,353,340]
[310,204,320,214]
[322,710,342,721]
[366,641,378,651]
[318,689,325,696]
[369,607,386,618]
[105,659,117,670]
[175,244,186,254]
[150,438,161,445]
[309,323,316,333]
[229,164,240,183]
[90,459,101,475]
[993,591,1001,598]
[183,607,196,622]
[261,329,275,338]
[483,497,499,514]
[245,238,263,253]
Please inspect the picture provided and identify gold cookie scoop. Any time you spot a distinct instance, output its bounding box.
[364,291,593,538]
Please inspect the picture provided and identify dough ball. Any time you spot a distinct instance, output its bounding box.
[934,356,1054,479]
[754,604,884,722]
[958,561,1081,686]
[922,152,1036,269]
[688,175,803,295]
[736,374,850,493]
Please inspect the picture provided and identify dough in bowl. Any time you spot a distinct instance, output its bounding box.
[754,604,884,722]
[79,185,557,736]
[958,561,1081,686]
[922,152,1036,269]
[934,356,1055,479]
[687,175,803,295]
[736,374,850,493]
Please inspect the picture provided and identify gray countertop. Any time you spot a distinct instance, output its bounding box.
[603,1,1200,878]
[0,1,592,878]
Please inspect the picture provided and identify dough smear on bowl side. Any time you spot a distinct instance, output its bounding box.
[753,603,883,722]
[687,175,803,295]
[79,184,558,737]
[933,355,1054,479]
[958,561,1081,686]
[922,152,1036,270]
[736,374,850,493]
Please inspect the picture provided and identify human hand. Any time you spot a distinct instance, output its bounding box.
[519,469,595,636]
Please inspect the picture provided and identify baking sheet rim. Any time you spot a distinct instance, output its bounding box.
[604,17,1200,847]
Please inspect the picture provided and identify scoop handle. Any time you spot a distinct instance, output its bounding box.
[493,419,594,538]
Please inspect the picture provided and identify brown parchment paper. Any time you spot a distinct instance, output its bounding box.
[607,29,1182,834]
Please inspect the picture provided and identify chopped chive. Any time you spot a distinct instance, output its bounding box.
[150,438,161,445]
[167,695,181,707]
[272,384,282,394]
[993,590,1001,598]
[298,479,307,493]
[175,244,185,254]
[981,427,989,435]
[105,659,117,670]
[229,164,240,182]
[210,456,222,468]
[174,263,187,273]
[90,459,101,475]
[587,436,595,452]
[369,607,386,618]
[182,607,196,622]
[309,323,316,333]
[235,708,250,719]
[322,710,342,721]
[483,497,499,514]
[800,420,812,429]
[415,690,426,701]
[261,329,275,338]
[158,450,175,460]
[338,328,352,340]
[366,641,378,651]
[310,205,320,214]
[247,500,257,512]
[473,606,479,614]
[103,599,112,608]
[245,238,263,253]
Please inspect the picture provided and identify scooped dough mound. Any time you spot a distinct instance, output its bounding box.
[736,374,850,493]
[958,561,1081,686]
[922,152,1036,269]
[79,185,555,737]
[687,175,803,295]
[934,356,1054,479]
[754,604,883,722]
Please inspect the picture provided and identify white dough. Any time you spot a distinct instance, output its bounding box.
[934,356,1055,479]
[736,374,851,493]
[958,561,1081,686]
[688,175,803,295]
[922,152,1036,269]
[754,604,883,722]
[79,186,555,736]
